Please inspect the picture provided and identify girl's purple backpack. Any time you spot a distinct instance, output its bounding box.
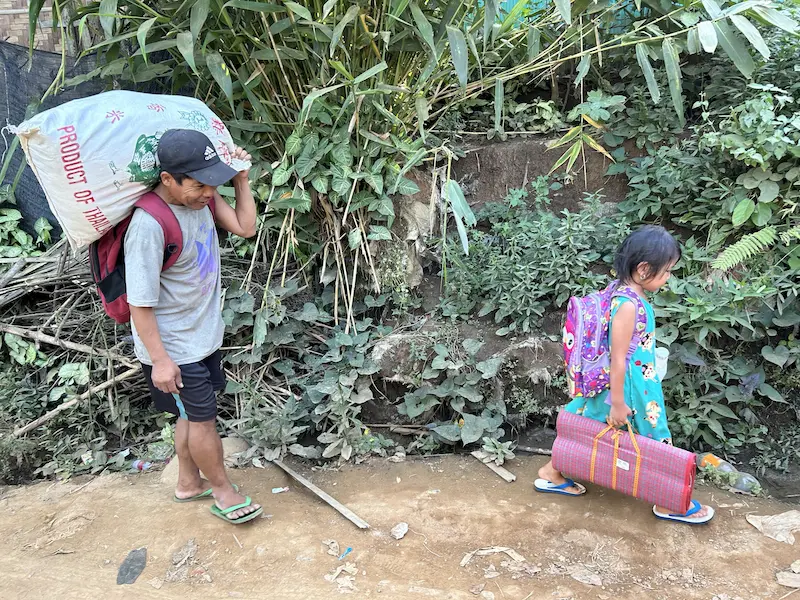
[562,280,647,399]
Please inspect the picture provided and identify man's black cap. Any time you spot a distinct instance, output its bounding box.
[157,129,237,187]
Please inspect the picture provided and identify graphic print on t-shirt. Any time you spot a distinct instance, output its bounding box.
[195,222,218,296]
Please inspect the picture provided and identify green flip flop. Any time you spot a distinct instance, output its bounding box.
[210,496,263,525]
[174,483,238,503]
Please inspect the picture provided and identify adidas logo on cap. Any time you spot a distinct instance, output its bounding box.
[204,146,217,161]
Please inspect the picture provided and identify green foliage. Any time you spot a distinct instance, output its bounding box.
[480,437,515,466]
[443,187,629,334]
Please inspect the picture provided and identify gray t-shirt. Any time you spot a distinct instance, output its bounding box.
[124,203,224,366]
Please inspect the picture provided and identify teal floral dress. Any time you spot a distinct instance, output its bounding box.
[564,296,672,443]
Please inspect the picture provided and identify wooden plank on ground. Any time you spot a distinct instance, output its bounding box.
[271,459,370,530]
[471,450,517,483]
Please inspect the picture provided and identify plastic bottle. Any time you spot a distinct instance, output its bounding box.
[696,453,761,494]
[130,460,153,472]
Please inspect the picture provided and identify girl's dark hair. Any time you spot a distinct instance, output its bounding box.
[613,225,681,283]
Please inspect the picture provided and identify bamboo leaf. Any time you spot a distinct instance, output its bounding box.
[549,125,581,148]
[662,38,684,126]
[730,15,769,59]
[701,0,722,19]
[206,51,234,107]
[582,133,614,161]
[222,0,282,11]
[191,0,210,43]
[574,55,590,87]
[446,26,469,89]
[353,61,388,85]
[483,0,497,50]
[493,78,503,134]
[697,20,718,52]
[714,21,755,78]
[28,0,45,55]
[323,0,336,19]
[751,6,798,33]
[330,4,360,57]
[549,140,581,174]
[554,0,571,24]
[284,0,312,21]
[136,18,158,64]
[635,43,661,104]
[410,2,438,59]
[415,97,428,143]
[527,25,540,60]
[177,32,198,74]
[99,0,118,39]
[445,179,476,226]
[686,27,700,54]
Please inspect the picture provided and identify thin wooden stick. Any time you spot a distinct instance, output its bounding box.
[516,445,552,456]
[271,459,370,529]
[471,451,517,483]
[0,323,137,368]
[11,368,140,438]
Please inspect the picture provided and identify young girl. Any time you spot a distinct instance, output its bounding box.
[535,225,714,525]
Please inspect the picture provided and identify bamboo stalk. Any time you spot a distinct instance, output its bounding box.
[11,368,140,438]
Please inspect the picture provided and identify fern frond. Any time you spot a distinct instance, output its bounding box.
[712,227,777,271]
[780,225,800,245]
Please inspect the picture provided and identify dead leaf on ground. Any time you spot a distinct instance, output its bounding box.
[469,583,486,595]
[460,546,527,567]
[323,539,340,556]
[568,565,603,586]
[746,510,800,545]
[777,571,800,588]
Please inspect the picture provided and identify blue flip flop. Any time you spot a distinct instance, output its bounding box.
[534,478,586,496]
[653,500,714,524]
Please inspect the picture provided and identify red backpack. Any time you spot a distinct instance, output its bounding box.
[89,192,216,324]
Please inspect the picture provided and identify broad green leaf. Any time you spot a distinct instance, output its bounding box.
[272,164,292,186]
[758,382,785,403]
[493,78,503,134]
[752,203,772,226]
[253,310,268,347]
[177,32,198,74]
[758,180,780,203]
[635,43,661,104]
[714,21,755,78]
[460,414,485,445]
[527,25,541,60]
[574,55,590,87]
[136,18,158,63]
[554,0,570,24]
[476,356,503,379]
[330,5,360,57]
[312,175,329,194]
[353,61,388,85]
[331,143,352,167]
[395,177,420,196]
[434,423,462,442]
[732,197,755,226]
[191,0,210,43]
[751,6,798,34]
[662,38,684,125]
[761,345,789,367]
[348,228,361,250]
[99,0,118,39]
[697,21,717,52]
[286,131,303,156]
[364,172,384,195]
[410,2,437,59]
[709,403,738,419]
[730,15,769,59]
[446,26,468,88]
[368,225,392,241]
[284,0,312,20]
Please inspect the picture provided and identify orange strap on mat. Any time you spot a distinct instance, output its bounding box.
[589,421,643,496]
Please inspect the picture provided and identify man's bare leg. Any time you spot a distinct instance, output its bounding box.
[172,418,211,500]
[188,419,261,519]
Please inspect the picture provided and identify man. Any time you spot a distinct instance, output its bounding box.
[125,129,261,524]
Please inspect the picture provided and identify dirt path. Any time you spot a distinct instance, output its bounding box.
[0,455,794,600]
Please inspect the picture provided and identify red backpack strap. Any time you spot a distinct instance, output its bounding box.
[208,194,217,221]
[133,192,183,271]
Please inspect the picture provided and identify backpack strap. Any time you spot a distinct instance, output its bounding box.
[133,192,183,271]
[208,194,217,220]
[608,280,649,361]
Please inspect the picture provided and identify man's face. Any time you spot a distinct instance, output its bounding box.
[164,174,215,210]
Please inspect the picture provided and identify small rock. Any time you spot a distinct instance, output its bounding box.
[568,565,602,587]
[480,592,495,600]
[391,523,409,540]
[148,578,163,590]
[221,436,249,458]
[484,565,500,579]
[117,547,147,585]
[793,560,800,574]
[160,456,181,486]
[470,583,486,595]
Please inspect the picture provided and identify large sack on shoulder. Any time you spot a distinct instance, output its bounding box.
[13,90,235,249]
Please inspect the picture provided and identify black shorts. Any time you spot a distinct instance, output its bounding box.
[142,350,225,422]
